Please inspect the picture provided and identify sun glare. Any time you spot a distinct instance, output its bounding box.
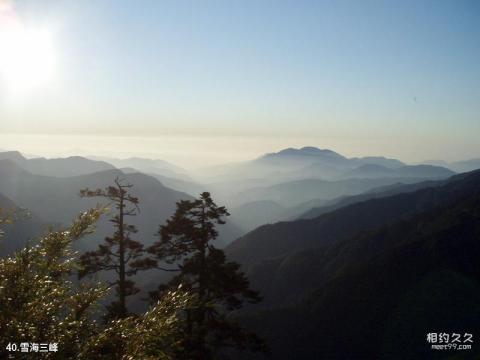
[0,22,57,95]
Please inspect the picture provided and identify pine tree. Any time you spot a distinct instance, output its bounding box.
[78,178,147,319]
[0,206,198,360]
[148,192,266,358]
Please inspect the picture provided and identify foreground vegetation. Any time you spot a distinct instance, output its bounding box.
[0,182,264,359]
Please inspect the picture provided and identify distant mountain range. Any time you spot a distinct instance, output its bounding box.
[422,158,480,173]
[344,163,454,179]
[260,146,405,169]
[227,170,479,269]
[196,147,458,230]
[201,146,478,180]
[0,148,477,241]
[0,148,474,236]
[227,176,451,208]
[224,173,454,231]
[0,159,188,243]
[198,147,456,203]
[259,147,456,179]
[88,155,190,181]
[228,179,449,232]
[227,169,480,359]
[299,179,442,220]
[197,147,411,183]
[0,151,115,177]
[0,159,241,248]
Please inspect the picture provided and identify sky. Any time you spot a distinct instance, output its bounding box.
[0,0,479,167]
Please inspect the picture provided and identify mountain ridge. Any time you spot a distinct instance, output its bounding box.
[236,191,480,359]
[227,169,480,269]
[0,151,115,177]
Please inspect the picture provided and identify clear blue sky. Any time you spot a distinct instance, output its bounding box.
[0,0,479,165]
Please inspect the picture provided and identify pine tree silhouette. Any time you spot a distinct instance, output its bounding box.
[148,192,266,358]
[78,177,148,319]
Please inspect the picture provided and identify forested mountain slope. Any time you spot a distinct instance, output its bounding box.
[227,170,480,269]
[233,177,480,359]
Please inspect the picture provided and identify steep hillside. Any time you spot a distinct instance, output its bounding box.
[233,180,480,359]
[227,170,480,270]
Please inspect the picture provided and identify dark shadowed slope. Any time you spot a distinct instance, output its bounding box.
[227,170,480,270]
[0,151,115,177]
[237,191,480,359]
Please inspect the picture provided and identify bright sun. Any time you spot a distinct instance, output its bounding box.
[0,21,57,95]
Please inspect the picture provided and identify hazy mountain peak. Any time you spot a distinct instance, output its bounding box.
[264,147,345,159]
[299,146,340,156]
